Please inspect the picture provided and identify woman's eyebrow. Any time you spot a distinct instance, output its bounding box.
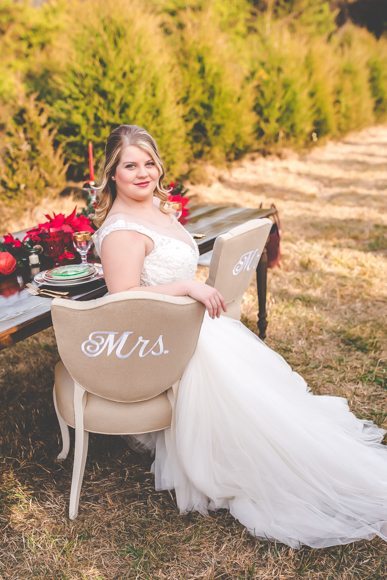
[121,159,153,164]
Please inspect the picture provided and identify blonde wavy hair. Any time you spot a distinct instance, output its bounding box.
[93,125,170,228]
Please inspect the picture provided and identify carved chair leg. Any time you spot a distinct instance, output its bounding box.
[256,248,268,340]
[53,386,70,460]
[69,383,89,520]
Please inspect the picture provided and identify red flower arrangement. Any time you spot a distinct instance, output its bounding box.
[24,207,94,263]
[0,233,32,266]
[26,207,94,241]
[0,208,95,273]
[167,182,190,225]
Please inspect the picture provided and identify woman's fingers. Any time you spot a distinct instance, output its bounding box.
[207,300,215,318]
[215,297,222,317]
[210,291,225,317]
[218,293,227,314]
[210,297,220,318]
[205,299,215,318]
[212,291,226,316]
[219,294,227,313]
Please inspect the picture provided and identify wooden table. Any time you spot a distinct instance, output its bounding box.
[0,205,276,351]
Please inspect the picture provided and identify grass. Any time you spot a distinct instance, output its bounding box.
[1,125,387,578]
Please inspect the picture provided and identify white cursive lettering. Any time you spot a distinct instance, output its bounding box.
[81,331,169,359]
[232,248,261,276]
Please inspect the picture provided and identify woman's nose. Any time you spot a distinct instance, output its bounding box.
[136,165,149,178]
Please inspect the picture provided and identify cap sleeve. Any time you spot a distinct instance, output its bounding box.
[93,219,157,256]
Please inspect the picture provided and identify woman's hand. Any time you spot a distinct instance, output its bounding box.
[186,280,227,319]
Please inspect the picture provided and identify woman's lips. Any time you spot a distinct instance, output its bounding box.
[135,181,150,188]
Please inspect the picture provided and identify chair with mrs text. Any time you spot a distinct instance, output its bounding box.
[51,291,205,519]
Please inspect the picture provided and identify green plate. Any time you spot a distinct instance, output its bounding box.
[48,265,94,280]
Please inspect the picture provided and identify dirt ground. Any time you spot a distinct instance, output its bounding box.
[0,126,386,579]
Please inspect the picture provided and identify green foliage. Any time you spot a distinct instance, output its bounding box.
[333,27,375,133]
[36,0,188,179]
[252,27,313,145]
[0,95,67,225]
[0,0,64,106]
[297,1,336,37]
[149,0,255,161]
[0,0,386,196]
[0,64,20,113]
[253,1,337,37]
[305,41,337,137]
[334,61,373,133]
[368,56,387,119]
[176,14,255,161]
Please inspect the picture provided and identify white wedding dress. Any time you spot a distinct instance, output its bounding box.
[94,215,387,549]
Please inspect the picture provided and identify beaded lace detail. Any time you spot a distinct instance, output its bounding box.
[93,218,199,286]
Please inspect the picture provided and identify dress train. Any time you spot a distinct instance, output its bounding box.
[146,315,387,549]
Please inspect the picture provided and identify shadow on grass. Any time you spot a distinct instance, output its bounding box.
[286,170,387,192]
[304,157,387,172]
[283,214,387,253]
[218,177,318,201]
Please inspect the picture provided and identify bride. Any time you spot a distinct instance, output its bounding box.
[93,124,387,549]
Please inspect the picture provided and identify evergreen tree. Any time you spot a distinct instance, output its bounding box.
[0,95,67,224]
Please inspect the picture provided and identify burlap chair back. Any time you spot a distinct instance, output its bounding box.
[51,291,205,403]
[206,219,272,319]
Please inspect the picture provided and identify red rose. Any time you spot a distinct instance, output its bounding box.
[3,233,15,245]
[3,233,22,247]
[71,214,94,232]
[0,251,17,276]
[44,212,66,229]
[24,229,42,243]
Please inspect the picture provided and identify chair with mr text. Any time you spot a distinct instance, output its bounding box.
[206,218,272,320]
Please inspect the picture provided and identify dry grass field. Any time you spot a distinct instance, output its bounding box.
[0,126,386,579]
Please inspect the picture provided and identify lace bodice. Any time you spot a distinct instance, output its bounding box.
[93,216,199,286]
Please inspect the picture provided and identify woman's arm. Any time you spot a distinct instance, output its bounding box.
[100,230,226,318]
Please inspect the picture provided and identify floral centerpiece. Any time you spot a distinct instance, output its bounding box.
[0,208,95,275]
[167,181,190,225]
[25,207,94,264]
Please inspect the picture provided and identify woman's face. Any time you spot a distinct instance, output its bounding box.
[113,145,160,203]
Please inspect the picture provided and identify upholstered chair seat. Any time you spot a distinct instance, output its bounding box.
[54,361,172,435]
[51,290,204,520]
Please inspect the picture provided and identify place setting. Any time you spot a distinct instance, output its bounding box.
[28,231,104,297]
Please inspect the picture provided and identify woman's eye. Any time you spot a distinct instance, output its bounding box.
[125,164,135,169]
[146,162,155,167]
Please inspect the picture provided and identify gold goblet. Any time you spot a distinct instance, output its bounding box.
[73,231,93,265]
[169,201,183,221]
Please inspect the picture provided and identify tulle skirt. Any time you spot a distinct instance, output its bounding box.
[137,315,387,549]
